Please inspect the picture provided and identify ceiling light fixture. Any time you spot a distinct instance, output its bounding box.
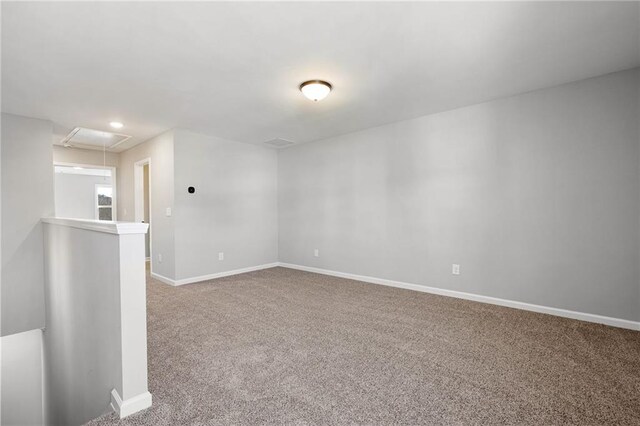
[109,121,124,129]
[299,80,332,102]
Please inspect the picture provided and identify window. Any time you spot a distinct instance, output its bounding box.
[96,185,113,221]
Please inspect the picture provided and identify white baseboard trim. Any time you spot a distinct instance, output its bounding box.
[151,262,280,286]
[110,389,152,419]
[278,263,640,331]
[150,271,175,286]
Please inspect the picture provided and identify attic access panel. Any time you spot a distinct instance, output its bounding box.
[61,127,132,150]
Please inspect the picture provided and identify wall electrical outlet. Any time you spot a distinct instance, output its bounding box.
[158,253,163,263]
[165,207,172,217]
[314,249,319,257]
[218,252,224,261]
[452,264,460,275]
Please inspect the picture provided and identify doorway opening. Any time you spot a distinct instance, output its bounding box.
[134,158,152,270]
[53,163,117,221]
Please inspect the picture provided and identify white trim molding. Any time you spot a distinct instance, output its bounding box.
[133,157,153,275]
[151,262,280,286]
[278,263,640,331]
[42,217,149,235]
[150,272,175,286]
[110,389,152,419]
[149,261,639,331]
[133,158,151,224]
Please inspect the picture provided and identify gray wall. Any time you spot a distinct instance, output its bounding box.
[278,68,640,322]
[117,128,278,282]
[52,145,120,169]
[1,113,53,336]
[54,173,113,220]
[119,130,175,279]
[173,129,278,280]
[1,329,44,425]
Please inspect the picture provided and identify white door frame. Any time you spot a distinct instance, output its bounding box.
[54,161,118,221]
[134,158,152,270]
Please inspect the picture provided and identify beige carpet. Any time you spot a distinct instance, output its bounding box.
[88,267,640,425]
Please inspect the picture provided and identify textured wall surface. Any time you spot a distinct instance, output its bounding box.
[279,68,640,321]
[1,113,53,336]
[173,130,278,280]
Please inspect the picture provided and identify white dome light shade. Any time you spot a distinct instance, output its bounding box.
[300,80,332,102]
[109,121,124,129]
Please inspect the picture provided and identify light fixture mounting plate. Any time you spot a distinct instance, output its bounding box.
[299,80,332,91]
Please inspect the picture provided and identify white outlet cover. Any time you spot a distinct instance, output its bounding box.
[218,252,224,261]
[452,264,460,275]
[165,207,172,217]
[158,253,163,263]
[314,249,319,257]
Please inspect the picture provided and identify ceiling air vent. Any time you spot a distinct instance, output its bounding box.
[60,127,132,150]
[263,138,295,148]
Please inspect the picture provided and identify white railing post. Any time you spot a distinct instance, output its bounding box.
[42,218,152,424]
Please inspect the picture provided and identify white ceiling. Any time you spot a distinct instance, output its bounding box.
[2,2,639,152]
